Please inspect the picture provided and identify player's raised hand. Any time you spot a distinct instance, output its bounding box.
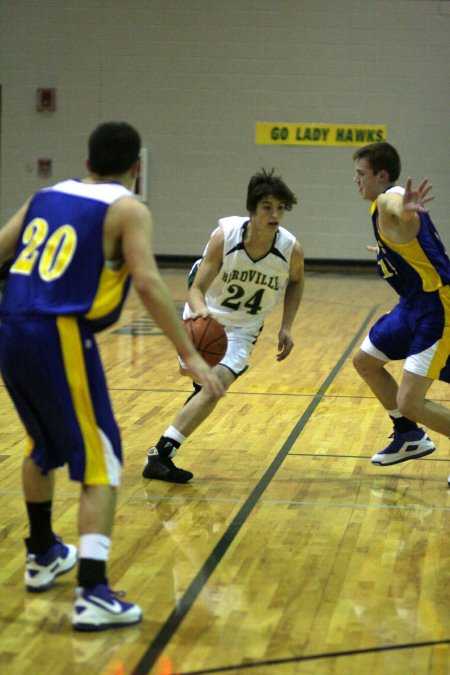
[403,177,434,213]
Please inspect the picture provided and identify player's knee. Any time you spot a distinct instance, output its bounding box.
[201,372,231,407]
[353,349,385,378]
[212,390,223,406]
[353,349,371,376]
[203,386,224,406]
[397,392,421,422]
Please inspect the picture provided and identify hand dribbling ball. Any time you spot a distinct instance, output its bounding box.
[184,316,227,367]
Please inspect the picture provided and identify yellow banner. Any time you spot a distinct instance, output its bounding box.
[255,123,387,146]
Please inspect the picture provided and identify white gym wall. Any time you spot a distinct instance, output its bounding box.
[0,1,448,260]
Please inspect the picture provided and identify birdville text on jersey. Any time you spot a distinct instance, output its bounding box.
[221,269,281,291]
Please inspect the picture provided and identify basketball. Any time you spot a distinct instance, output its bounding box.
[184,316,227,367]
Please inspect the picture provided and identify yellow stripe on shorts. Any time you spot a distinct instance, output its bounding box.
[24,433,34,457]
[56,316,108,484]
[428,288,450,379]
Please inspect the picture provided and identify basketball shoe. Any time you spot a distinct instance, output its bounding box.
[371,428,435,466]
[25,536,78,592]
[142,447,193,483]
[72,584,142,631]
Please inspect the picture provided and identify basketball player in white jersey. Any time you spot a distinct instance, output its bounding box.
[143,168,305,482]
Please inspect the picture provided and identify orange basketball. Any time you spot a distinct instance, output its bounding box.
[184,316,227,367]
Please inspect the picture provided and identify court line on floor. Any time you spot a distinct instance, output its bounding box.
[131,304,380,675]
[1,488,448,512]
[289,452,450,460]
[179,638,450,674]
[82,386,450,404]
[8,381,446,402]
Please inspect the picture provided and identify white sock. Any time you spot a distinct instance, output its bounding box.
[387,409,402,418]
[164,425,186,446]
[79,534,111,561]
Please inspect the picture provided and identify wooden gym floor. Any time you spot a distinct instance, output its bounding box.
[0,269,449,675]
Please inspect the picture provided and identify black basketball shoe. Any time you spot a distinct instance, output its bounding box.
[142,448,193,483]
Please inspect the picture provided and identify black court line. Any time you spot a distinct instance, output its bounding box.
[288,452,450,463]
[131,306,379,675]
[180,638,450,674]
[106,386,450,405]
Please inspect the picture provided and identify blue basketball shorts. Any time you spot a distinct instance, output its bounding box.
[360,288,450,383]
[0,314,122,484]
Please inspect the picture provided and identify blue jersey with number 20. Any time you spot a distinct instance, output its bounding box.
[1,179,132,331]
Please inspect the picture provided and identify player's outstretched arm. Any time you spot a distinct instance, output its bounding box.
[187,228,224,318]
[378,178,434,222]
[108,198,224,397]
[377,177,433,240]
[277,240,305,361]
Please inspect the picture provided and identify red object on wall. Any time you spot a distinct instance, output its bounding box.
[37,158,52,177]
[36,88,56,111]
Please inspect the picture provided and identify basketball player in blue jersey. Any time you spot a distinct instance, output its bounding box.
[352,142,450,485]
[0,121,224,630]
[142,168,305,482]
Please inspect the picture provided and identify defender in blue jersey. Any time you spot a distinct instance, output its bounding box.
[0,122,223,630]
[352,142,450,482]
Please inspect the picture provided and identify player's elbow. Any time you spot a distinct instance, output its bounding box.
[132,270,158,300]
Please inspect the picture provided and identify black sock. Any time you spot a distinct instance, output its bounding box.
[77,559,107,589]
[156,436,181,458]
[25,501,56,554]
[390,415,418,434]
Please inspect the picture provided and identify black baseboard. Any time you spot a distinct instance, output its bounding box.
[156,255,198,268]
[155,255,377,274]
[303,258,377,273]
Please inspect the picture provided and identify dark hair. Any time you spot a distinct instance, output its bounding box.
[352,142,401,182]
[246,168,297,212]
[88,122,141,175]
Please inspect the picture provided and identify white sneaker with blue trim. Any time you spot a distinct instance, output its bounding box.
[371,429,435,466]
[25,537,78,592]
[72,584,142,631]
